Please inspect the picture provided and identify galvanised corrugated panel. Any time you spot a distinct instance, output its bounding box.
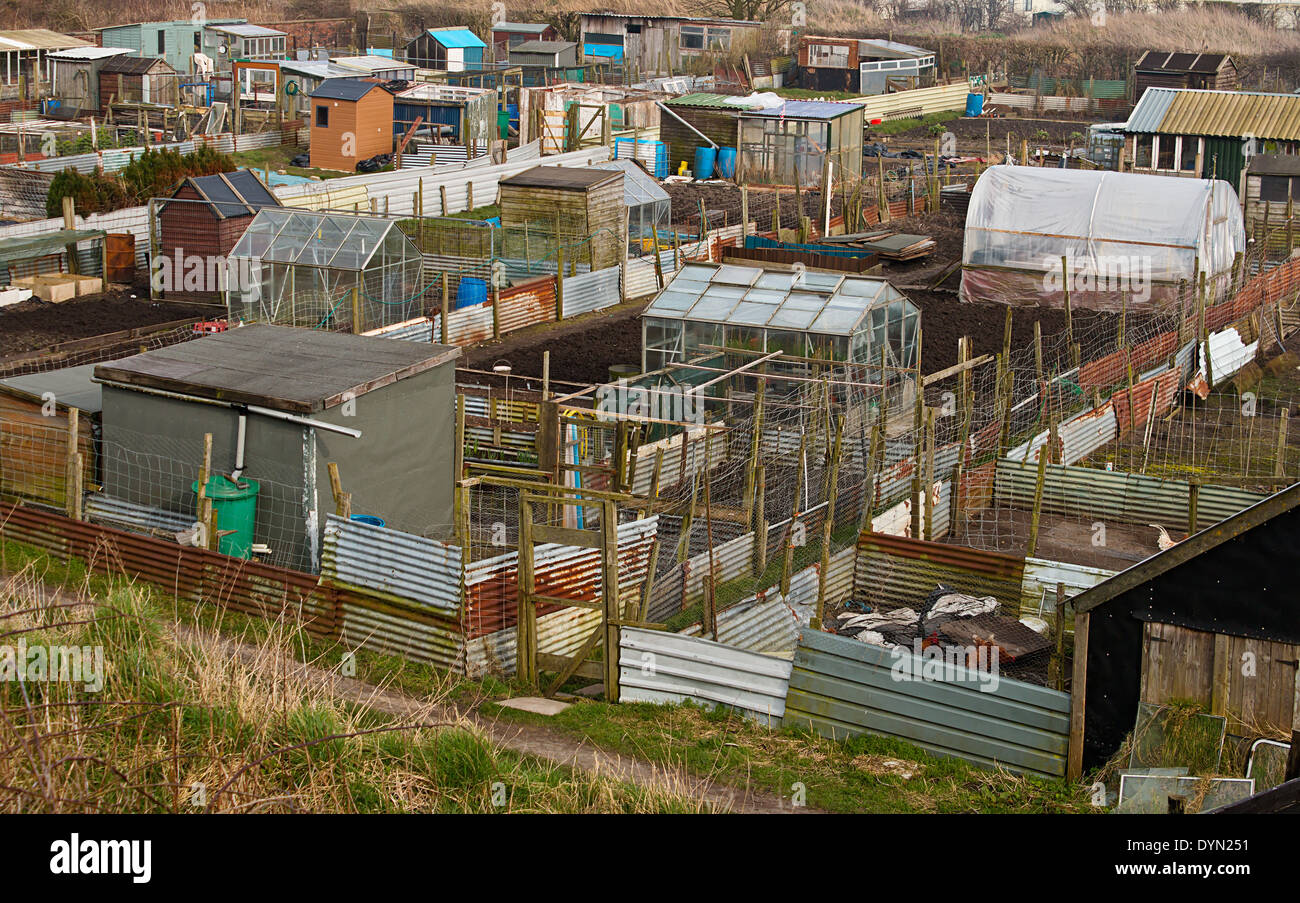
[1006,403,1118,466]
[993,459,1268,531]
[853,530,1026,613]
[443,301,495,344]
[1020,556,1116,627]
[362,317,434,342]
[84,494,192,534]
[340,600,464,670]
[320,513,462,615]
[680,597,800,658]
[684,530,755,601]
[1126,86,1180,133]
[620,627,793,726]
[785,627,1071,778]
[624,256,659,299]
[561,265,622,317]
[463,607,602,678]
[1156,89,1300,140]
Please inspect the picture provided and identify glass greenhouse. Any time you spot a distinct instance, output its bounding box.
[642,263,919,385]
[590,159,671,256]
[226,209,427,332]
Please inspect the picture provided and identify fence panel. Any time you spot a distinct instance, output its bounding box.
[619,627,793,726]
[319,513,461,615]
[785,627,1071,778]
[561,265,622,318]
[854,531,1026,614]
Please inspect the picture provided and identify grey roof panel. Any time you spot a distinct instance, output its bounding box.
[1124,87,1179,133]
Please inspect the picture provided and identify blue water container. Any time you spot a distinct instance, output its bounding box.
[350,514,386,528]
[694,146,717,180]
[456,276,488,308]
[716,146,737,179]
[965,93,985,117]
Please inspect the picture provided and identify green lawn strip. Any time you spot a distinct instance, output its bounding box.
[483,697,1093,814]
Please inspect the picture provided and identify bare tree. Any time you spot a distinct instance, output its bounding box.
[704,0,794,22]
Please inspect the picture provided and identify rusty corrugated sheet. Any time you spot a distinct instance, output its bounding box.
[1113,369,1180,437]
[443,302,495,345]
[853,529,1026,613]
[462,515,658,639]
[1079,330,1179,390]
[496,275,556,336]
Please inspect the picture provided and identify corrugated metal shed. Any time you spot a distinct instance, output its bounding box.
[1128,87,1300,140]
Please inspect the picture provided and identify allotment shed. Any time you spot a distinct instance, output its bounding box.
[405,28,487,73]
[93,325,460,571]
[1244,153,1300,259]
[157,171,282,295]
[499,165,626,271]
[98,55,179,109]
[309,78,394,171]
[659,93,743,178]
[1133,51,1238,97]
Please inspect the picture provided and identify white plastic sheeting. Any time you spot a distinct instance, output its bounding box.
[961,167,1244,310]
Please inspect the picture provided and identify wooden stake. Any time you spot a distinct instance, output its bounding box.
[780,433,808,595]
[814,414,845,630]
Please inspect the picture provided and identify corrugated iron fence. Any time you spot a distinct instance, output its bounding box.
[853,530,1026,614]
[785,627,1071,778]
[619,627,793,727]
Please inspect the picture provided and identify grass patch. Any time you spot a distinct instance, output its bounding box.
[775,86,863,101]
[486,698,1094,814]
[868,110,964,137]
[231,144,353,181]
[0,540,709,813]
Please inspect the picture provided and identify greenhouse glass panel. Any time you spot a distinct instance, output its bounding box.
[228,209,427,333]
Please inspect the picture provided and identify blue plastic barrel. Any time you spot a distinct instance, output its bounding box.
[716,146,737,179]
[456,276,488,308]
[350,514,386,528]
[694,146,717,180]
[965,93,985,117]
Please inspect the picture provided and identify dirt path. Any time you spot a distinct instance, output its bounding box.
[174,623,814,814]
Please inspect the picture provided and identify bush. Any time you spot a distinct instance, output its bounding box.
[46,144,239,218]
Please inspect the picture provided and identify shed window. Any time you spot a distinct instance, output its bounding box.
[1133,134,1153,168]
[809,43,849,68]
[1157,136,1175,170]
[157,31,166,55]
[1178,136,1199,172]
[1258,175,1300,203]
[316,104,328,127]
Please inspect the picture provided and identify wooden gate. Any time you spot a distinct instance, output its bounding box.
[517,491,621,700]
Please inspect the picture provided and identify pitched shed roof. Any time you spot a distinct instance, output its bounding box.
[1135,50,1231,74]
[169,171,281,219]
[1127,87,1300,140]
[427,28,487,49]
[1248,153,1300,176]
[101,55,173,75]
[93,324,459,414]
[500,165,622,190]
[310,77,384,101]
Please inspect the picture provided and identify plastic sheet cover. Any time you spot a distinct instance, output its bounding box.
[960,167,1245,311]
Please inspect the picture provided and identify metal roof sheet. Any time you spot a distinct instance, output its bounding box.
[208,23,286,37]
[427,28,486,49]
[493,22,551,33]
[664,92,742,109]
[48,46,134,61]
[1125,87,1180,133]
[334,55,414,73]
[1129,87,1300,140]
[742,100,864,120]
[0,29,91,51]
[511,40,576,54]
